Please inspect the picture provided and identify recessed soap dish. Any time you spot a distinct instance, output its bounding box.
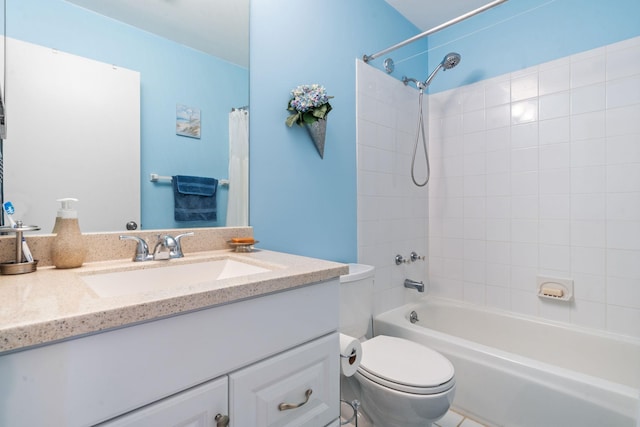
[537,276,573,302]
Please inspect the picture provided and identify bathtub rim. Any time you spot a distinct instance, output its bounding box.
[374,296,640,398]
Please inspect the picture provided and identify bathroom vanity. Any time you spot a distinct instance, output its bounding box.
[0,231,347,427]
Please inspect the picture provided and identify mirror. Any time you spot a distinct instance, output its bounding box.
[1,0,249,233]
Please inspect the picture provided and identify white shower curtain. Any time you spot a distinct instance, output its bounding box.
[226,109,249,226]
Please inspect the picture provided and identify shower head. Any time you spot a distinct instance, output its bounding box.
[442,52,461,70]
[423,52,462,87]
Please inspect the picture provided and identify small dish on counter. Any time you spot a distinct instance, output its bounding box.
[226,240,259,252]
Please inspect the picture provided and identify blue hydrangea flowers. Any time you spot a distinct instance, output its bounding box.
[286,84,333,127]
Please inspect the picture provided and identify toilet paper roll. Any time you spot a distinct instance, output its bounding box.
[339,333,362,377]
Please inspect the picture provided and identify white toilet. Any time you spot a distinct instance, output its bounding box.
[340,264,456,427]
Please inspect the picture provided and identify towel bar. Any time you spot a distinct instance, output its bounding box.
[150,173,229,186]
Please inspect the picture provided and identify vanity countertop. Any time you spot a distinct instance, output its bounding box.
[0,249,347,354]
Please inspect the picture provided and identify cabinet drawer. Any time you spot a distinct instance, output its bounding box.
[230,333,339,427]
[98,376,228,427]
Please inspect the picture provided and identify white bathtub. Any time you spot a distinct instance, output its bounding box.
[374,297,640,427]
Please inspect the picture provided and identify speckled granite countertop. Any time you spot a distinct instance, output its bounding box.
[0,246,347,354]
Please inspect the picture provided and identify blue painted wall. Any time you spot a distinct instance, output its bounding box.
[426,0,640,93]
[249,0,427,263]
[6,0,248,229]
[250,0,640,263]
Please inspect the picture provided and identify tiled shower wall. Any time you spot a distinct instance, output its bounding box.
[428,36,640,338]
[356,60,429,316]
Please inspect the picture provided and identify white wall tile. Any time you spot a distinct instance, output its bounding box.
[606,305,640,338]
[539,62,571,95]
[607,42,640,79]
[606,163,640,192]
[571,166,606,194]
[539,169,570,195]
[571,83,606,114]
[486,127,511,151]
[539,219,571,245]
[607,249,640,279]
[539,299,571,323]
[539,92,570,120]
[511,99,538,125]
[606,104,640,136]
[485,104,511,129]
[606,75,640,109]
[571,220,606,247]
[571,52,606,87]
[607,276,640,309]
[539,244,571,272]
[571,299,606,330]
[511,147,538,172]
[571,111,606,140]
[572,246,605,275]
[539,143,570,170]
[571,193,606,220]
[607,192,640,221]
[539,117,571,145]
[539,194,571,219]
[607,221,640,250]
[359,36,640,339]
[485,77,510,107]
[486,262,511,287]
[606,134,640,165]
[571,138,606,167]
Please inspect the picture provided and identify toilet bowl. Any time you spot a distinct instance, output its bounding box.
[354,335,455,426]
[340,264,456,426]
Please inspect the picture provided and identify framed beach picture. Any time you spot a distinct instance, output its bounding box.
[176,104,201,138]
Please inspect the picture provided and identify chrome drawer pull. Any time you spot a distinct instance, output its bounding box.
[278,388,313,411]
[214,413,230,427]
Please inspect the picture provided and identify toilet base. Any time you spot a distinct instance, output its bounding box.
[354,371,455,427]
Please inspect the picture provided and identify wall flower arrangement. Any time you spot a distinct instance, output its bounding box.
[285,84,333,158]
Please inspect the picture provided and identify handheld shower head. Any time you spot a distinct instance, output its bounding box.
[423,52,462,87]
[442,52,461,70]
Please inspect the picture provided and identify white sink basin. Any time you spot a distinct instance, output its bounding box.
[82,258,272,298]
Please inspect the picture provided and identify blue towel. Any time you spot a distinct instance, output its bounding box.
[172,175,218,221]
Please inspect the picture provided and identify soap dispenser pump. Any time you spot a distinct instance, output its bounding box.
[51,198,87,269]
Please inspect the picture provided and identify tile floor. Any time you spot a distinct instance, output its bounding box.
[341,408,487,427]
[434,409,488,427]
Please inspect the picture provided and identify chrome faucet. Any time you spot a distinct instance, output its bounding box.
[153,232,194,260]
[120,232,194,262]
[404,278,425,293]
[153,234,177,260]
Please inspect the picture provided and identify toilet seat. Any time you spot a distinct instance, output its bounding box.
[357,335,455,395]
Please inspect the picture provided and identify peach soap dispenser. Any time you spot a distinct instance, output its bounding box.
[51,198,87,269]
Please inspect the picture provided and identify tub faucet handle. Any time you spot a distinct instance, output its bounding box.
[395,254,407,265]
[410,251,425,262]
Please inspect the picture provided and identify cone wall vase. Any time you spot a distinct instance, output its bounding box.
[305,119,327,159]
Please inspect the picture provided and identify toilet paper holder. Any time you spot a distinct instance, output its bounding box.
[341,349,358,365]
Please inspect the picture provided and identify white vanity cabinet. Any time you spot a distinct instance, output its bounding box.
[98,376,229,427]
[0,278,340,427]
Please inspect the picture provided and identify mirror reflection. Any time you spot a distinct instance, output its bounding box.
[1,0,249,233]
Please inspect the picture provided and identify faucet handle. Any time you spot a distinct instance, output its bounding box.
[119,235,152,262]
[172,232,194,258]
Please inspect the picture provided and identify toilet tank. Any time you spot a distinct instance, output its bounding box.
[340,263,375,339]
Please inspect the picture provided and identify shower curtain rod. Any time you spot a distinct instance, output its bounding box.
[363,0,509,63]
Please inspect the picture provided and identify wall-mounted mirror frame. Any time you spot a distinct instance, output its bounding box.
[0,0,249,233]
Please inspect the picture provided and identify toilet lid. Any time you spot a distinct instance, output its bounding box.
[358,335,454,392]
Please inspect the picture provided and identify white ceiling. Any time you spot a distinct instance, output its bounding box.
[66,0,250,68]
[64,0,498,68]
[384,0,500,31]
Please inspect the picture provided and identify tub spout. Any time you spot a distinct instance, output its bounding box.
[404,278,425,293]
